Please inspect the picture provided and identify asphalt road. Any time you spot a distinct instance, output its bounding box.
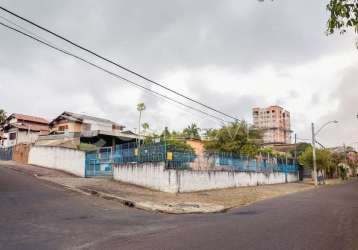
[1,165,358,250]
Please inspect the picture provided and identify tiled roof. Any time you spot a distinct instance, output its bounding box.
[10,113,49,124]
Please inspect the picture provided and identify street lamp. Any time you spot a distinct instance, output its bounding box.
[311,120,338,186]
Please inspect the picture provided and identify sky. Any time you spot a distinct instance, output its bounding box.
[0,0,357,147]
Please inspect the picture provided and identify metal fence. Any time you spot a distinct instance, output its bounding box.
[212,153,298,173]
[85,147,113,177]
[210,152,298,172]
[84,142,298,176]
[0,146,13,161]
[114,142,195,169]
[113,142,298,173]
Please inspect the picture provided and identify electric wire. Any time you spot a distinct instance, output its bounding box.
[0,6,238,121]
[0,20,229,124]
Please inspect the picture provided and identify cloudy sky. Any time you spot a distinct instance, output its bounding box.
[0,0,357,147]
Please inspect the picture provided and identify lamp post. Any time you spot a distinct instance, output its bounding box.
[311,120,338,186]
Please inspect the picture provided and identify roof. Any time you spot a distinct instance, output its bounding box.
[50,111,124,128]
[81,130,140,140]
[252,105,288,112]
[8,113,48,124]
[35,137,79,149]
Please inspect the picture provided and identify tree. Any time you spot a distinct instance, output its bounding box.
[136,103,146,147]
[0,109,6,124]
[327,0,358,38]
[161,126,171,139]
[204,121,263,156]
[182,123,200,139]
[288,142,311,159]
[154,127,195,153]
[299,147,333,172]
[165,139,195,153]
[259,0,358,47]
[142,122,149,136]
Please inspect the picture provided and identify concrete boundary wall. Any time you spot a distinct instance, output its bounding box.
[113,163,299,193]
[28,146,86,177]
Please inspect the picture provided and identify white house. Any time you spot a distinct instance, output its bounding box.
[0,113,49,148]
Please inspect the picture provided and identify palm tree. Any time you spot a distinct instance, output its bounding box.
[142,122,149,136]
[136,103,146,148]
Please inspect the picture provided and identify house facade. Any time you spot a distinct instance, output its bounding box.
[49,111,125,136]
[0,113,49,147]
[36,111,137,148]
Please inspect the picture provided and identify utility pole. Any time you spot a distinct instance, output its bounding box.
[311,123,318,186]
[311,120,338,186]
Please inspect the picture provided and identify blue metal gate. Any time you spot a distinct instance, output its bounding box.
[0,147,13,161]
[85,147,113,177]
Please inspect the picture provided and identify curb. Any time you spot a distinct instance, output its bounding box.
[74,187,228,214]
[78,187,136,208]
[2,164,226,214]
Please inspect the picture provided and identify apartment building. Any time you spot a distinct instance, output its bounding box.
[252,105,291,144]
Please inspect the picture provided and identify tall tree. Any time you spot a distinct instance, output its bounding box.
[136,103,146,147]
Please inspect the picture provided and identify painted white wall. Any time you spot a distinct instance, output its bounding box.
[28,146,85,177]
[113,162,178,193]
[113,163,298,193]
[3,130,40,147]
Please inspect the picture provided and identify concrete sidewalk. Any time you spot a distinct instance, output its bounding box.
[0,160,338,214]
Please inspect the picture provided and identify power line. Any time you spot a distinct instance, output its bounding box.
[0,20,228,123]
[0,6,239,121]
[0,15,58,47]
[0,14,224,125]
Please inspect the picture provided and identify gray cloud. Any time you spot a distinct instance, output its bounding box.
[0,0,356,140]
[316,64,358,147]
[1,0,352,72]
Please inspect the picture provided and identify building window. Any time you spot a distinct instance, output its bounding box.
[58,125,68,131]
[9,132,16,140]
